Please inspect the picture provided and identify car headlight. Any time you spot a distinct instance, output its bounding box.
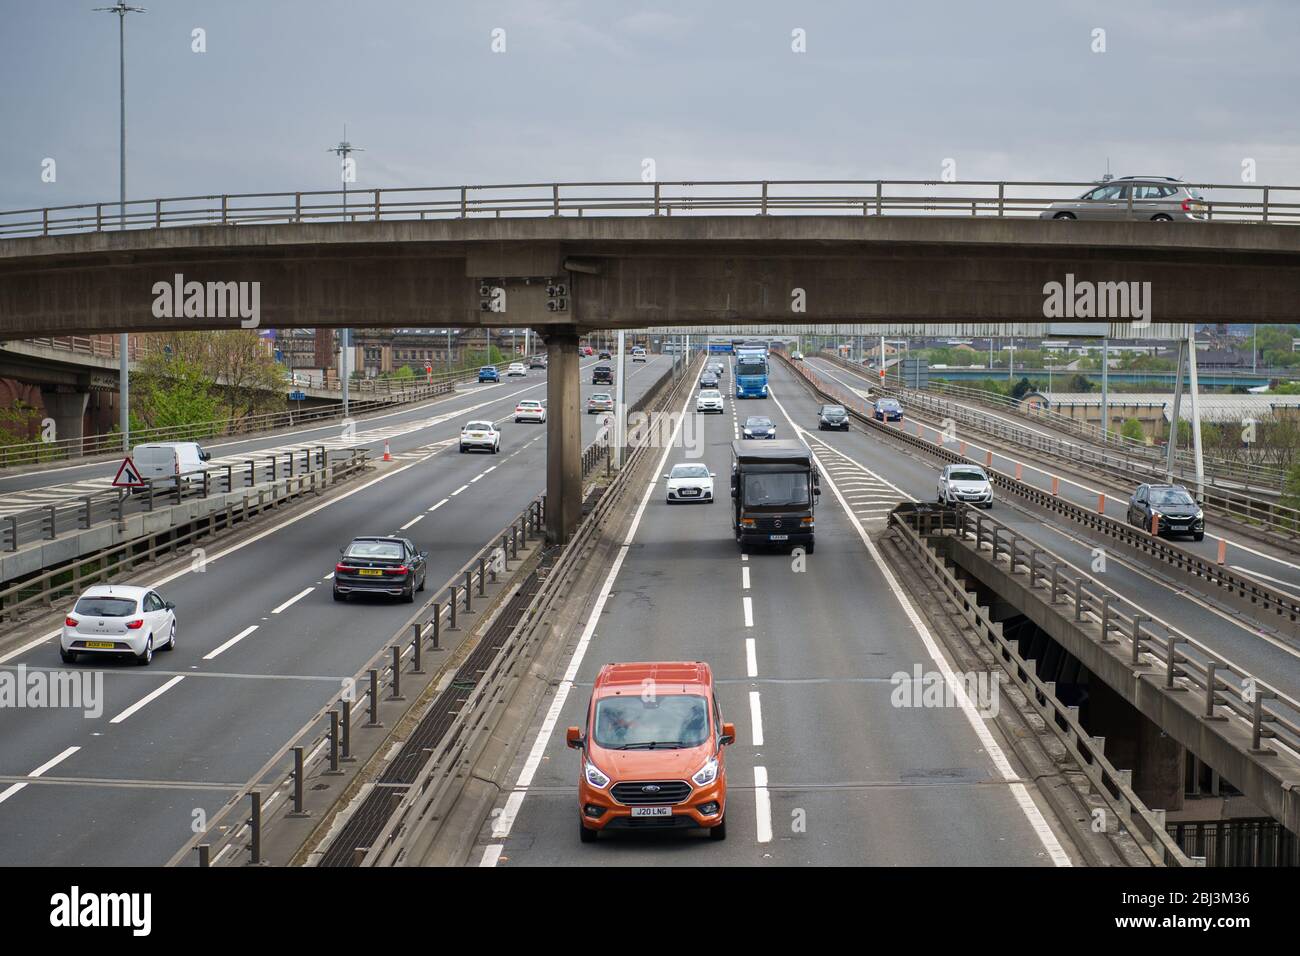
[1195,510,1204,520]
[743,429,752,435]
[584,760,611,789]
[691,755,719,788]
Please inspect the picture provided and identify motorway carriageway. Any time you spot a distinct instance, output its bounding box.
[807,356,1300,597]
[790,360,1300,717]
[0,354,670,866]
[474,355,1075,867]
[0,362,603,515]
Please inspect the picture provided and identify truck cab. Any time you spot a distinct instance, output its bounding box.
[730,440,820,553]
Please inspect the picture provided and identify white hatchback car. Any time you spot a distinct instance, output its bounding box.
[460,420,501,454]
[514,400,546,423]
[937,464,993,508]
[664,462,715,503]
[506,362,527,377]
[697,389,724,414]
[61,585,177,665]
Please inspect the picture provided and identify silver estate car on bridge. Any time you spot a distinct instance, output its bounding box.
[1040,176,1208,222]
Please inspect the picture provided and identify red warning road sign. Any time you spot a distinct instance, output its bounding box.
[112,456,145,487]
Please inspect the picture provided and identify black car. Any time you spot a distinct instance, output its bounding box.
[742,416,776,439]
[700,372,720,389]
[708,362,725,378]
[598,351,612,360]
[818,404,850,431]
[1127,484,1205,541]
[592,365,614,385]
[334,536,428,603]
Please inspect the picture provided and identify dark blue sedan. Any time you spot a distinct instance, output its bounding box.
[873,398,903,422]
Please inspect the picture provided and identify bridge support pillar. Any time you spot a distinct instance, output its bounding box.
[545,328,582,544]
[1088,677,1185,812]
[40,389,88,453]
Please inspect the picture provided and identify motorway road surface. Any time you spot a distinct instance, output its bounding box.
[0,354,671,866]
[476,356,1075,867]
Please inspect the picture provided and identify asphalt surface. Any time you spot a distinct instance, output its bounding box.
[0,353,673,866]
[475,355,1074,867]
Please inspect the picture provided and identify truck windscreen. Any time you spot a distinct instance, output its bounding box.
[743,472,810,508]
[736,359,766,375]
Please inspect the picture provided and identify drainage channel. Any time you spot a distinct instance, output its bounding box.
[318,548,558,867]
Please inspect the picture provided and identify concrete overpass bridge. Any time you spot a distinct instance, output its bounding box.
[3,179,1299,541]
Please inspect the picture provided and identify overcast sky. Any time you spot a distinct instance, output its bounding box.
[2,0,1297,211]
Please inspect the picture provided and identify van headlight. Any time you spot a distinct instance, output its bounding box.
[691,755,719,787]
[584,760,611,789]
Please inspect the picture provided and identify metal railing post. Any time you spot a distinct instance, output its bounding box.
[411,622,424,674]
[368,669,381,726]
[249,791,262,864]
[290,747,307,816]
[389,645,405,700]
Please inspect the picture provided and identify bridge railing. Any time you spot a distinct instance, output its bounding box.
[4,179,1300,238]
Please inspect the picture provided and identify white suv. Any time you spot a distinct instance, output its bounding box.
[937,464,993,508]
[514,400,546,423]
[506,362,527,377]
[460,420,501,454]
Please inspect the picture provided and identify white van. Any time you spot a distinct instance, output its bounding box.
[131,442,211,488]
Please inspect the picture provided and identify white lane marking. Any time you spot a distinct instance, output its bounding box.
[483,466,497,474]
[109,676,186,724]
[272,587,314,614]
[451,484,469,496]
[745,638,758,678]
[741,554,748,562]
[470,474,485,483]
[29,746,80,778]
[1229,566,1300,594]
[481,358,704,865]
[742,596,754,627]
[768,385,1073,866]
[203,626,259,661]
[749,690,765,746]
[0,783,25,805]
[0,635,53,666]
[427,498,449,513]
[399,514,425,530]
[324,572,334,580]
[754,765,772,843]
[742,566,750,590]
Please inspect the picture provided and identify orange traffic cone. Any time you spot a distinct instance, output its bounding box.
[383,440,392,462]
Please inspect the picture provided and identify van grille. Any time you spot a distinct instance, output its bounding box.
[611,780,691,806]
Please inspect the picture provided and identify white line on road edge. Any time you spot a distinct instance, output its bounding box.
[754,765,772,843]
[748,690,764,746]
[742,566,750,589]
[451,484,469,496]
[272,588,314,614]
[399,514,425,530]
[743,596,754,628]
[110,676,186,724]
[745,638,758,678]
[29,746,80,778]
[203,626,259,661]
[768,386,1073,867]
[479,359,704,866]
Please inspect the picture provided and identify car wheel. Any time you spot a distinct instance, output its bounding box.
[1151,214,1172,222]
[403,582,415,604]
[1053,212,1076,221]
[1193,532,1204,542]
[459,445,467,453]
[333,587,346,602]
[579,819,598,843]
[806,540,815,555]
[60,648,77,664]
[418,572,426,592]
[164,621,177,651]
[709,816,727,841]
[135,636,153,666]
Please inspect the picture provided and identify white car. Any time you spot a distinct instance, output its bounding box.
[664,463,715,503]
[460,420,501,454]
[791,351,804,362]
[61,585,176,665]
[631,348,647,362]
[515,400,546,423]
[506,362,527,377]
[697,389,724,414]
[937,464,993,508]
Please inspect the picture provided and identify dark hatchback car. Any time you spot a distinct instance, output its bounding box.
[700,372,720,389]
[334,537,428,603]
[742,416,776,439]
[592,365,614,385]
[1127,484,1205,541]
[873,398,903,422]
[818,404,850,431]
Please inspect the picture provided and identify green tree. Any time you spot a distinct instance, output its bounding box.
[130,354,222,439]
[1011,376,1033,400]
[1120,418,1146,442]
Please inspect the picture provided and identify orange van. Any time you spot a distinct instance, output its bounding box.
[566,661,735,842]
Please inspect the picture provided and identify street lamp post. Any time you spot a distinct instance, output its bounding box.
[95,2,145,452]
[327,129,364,419]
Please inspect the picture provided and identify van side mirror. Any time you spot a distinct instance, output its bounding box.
[720,722,736,746]
[200,450,211,461]
[565,726,584,750]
